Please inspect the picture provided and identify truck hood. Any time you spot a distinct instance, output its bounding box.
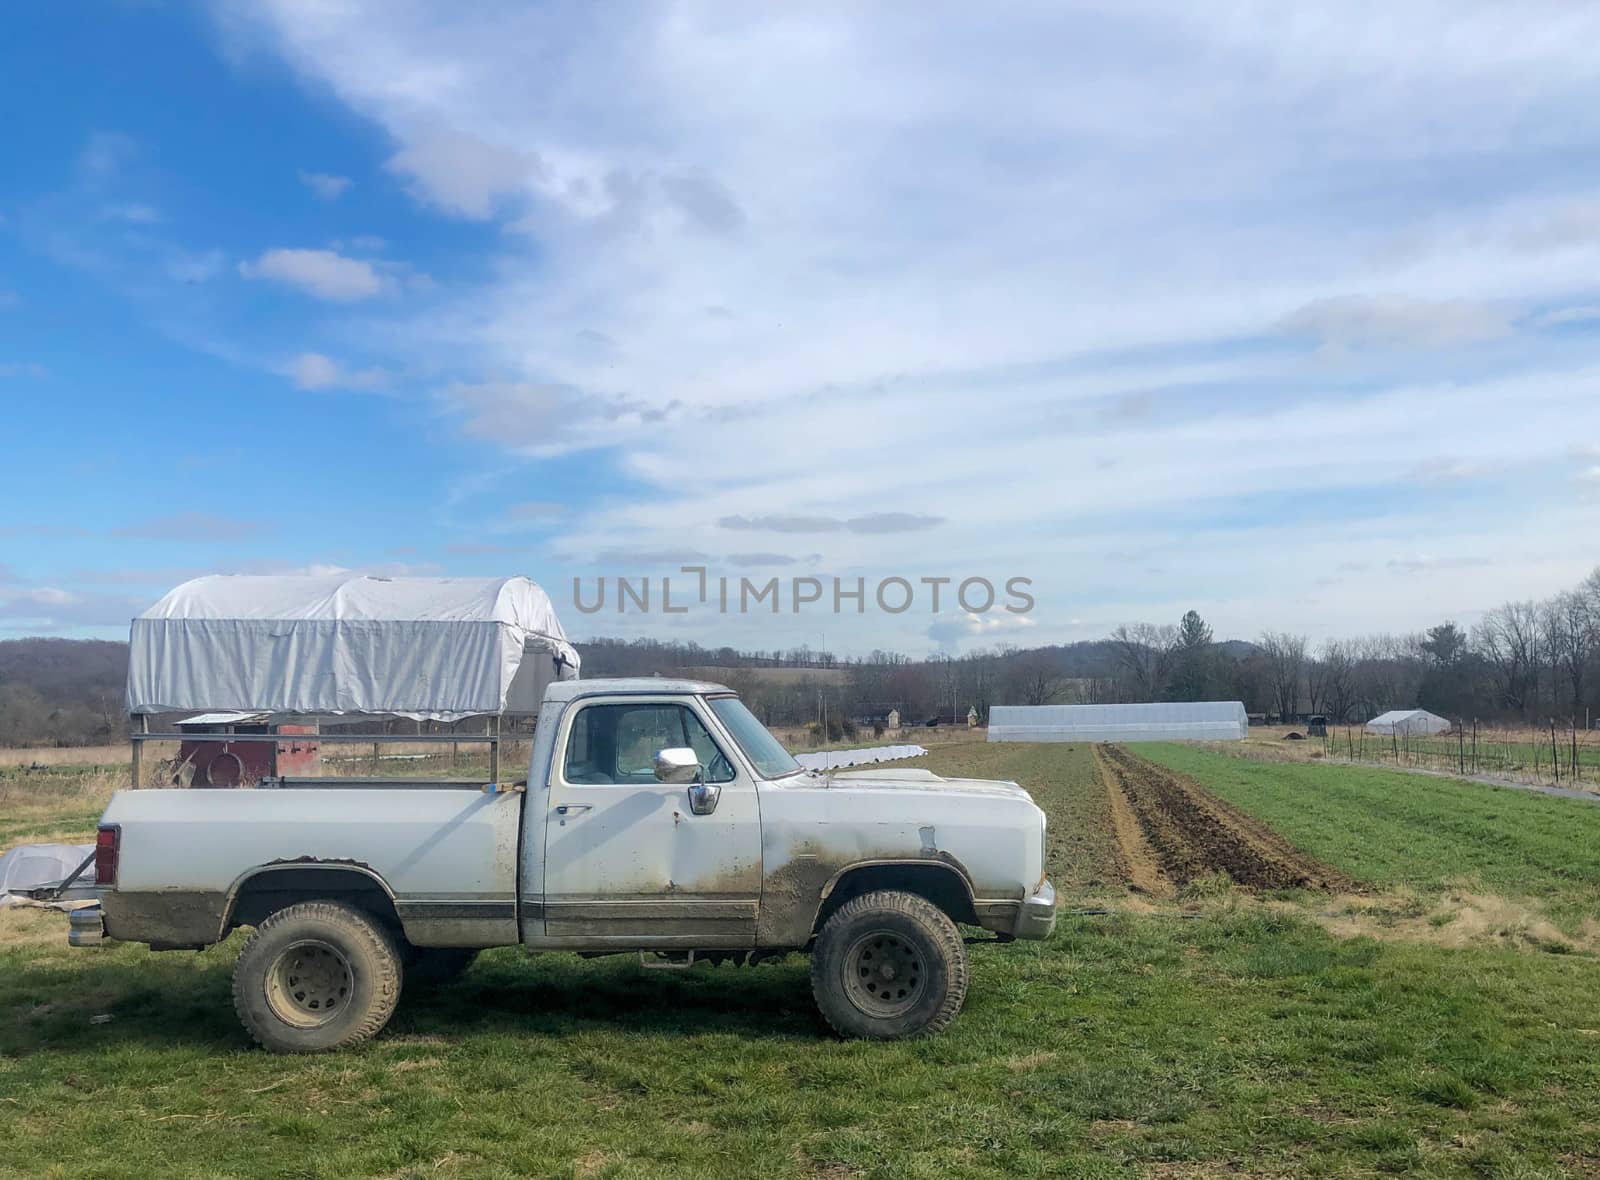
[809,767,1034,803]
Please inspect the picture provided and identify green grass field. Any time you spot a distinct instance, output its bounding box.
[1139,745,1600,930]
[3,745,1600,1178]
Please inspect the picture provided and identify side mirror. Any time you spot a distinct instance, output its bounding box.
[653,746,701,785]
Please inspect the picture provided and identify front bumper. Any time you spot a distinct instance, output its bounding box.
[1012,878,1057,940]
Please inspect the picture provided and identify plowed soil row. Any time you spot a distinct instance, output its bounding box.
[1097,744,1351,892]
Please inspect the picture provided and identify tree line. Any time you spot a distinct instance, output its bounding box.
[1099,566,1600,725]
[3,565,1596,746]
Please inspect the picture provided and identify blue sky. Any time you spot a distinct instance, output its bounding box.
[3,1,1599,656]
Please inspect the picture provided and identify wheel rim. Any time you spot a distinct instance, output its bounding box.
[842,929,927,1018]
[265,939,353,1029]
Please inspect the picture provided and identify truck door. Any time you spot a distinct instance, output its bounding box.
[540,698,762,947]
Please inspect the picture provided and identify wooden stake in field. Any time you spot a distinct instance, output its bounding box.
[1551,719,1560,785]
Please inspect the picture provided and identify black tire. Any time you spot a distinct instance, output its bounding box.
[810,889,969,1040]
[232,900,403,1053]
[403,946,480,985]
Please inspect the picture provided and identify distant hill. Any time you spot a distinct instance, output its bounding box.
[0,638,129,747]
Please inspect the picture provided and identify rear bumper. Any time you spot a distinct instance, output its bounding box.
[68,903,106,948]
[1012,879,1057,940]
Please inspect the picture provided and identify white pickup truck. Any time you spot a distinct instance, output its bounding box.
[74,678,1055,1051]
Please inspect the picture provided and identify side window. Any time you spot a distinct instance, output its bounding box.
[563,704,736,785]
[614,706,682,779]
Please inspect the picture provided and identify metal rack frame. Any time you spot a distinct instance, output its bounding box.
[129,714,509,787]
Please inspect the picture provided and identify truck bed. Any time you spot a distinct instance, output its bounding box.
[98,786,523,949]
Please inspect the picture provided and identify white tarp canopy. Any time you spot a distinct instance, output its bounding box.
[988,701,1248,743]
[128,575,580,721]
[1366,709,1450,736]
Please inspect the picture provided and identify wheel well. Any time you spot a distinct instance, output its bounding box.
[226,867,401,936]
[814,863,978,933]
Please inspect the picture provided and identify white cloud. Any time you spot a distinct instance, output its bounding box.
[100,203,162,224]
[1538,305,1600,327]
[0,362,47,379]
[385,129,542,219]
[78,131,136,179]
[1279,295,1512,352]
[928,611,1037,650]
[211,2,1600,651]
[505,500,567,524]
[109,512,274,542]
[1385,554,1492,575]
[288,351,387,392]
[166,248,226,284]
[238,248,389,301]
[298,170,352,200]
[290,352,339,389]
[718,514,944,535]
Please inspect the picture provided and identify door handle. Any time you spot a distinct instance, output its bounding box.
[555,804,592,816]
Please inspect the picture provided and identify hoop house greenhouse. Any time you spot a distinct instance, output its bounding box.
[1365,709,1450,737]
[987,701,1248,743]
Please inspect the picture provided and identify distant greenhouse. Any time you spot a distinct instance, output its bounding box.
[1365,709,1450,737]
[987,701,1248,743]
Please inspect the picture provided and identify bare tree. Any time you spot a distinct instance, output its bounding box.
[1257,631,1307,720]
[1318,639,1358,722]
[1107,623,1179,701]
[1305,652,1330,717]
[1007,650,1066,706]
[1545,591,1594,716]
[1476,601,1543,718]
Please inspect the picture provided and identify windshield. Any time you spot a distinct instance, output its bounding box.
[709,696,803,779]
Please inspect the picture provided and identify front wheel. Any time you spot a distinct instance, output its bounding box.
[810,890,969,1039]
[232,900,403,1053]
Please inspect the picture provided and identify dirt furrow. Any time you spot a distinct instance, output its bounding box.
[1097,744,1350,892]
[1094,747,1173,897]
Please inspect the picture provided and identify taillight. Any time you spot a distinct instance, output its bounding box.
[95,825,120,886]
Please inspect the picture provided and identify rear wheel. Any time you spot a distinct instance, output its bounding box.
[810,889,968,1040]
[232,900,403,1053]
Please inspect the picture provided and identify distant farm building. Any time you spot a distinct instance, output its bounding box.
[174,712,320,786]
[1365,709,1450,737]
[987,701,1248,743]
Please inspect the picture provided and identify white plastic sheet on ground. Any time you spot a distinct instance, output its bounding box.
[0,842,94,908]
[794,744,928,770]
[127,575,579,721]
[988,701,1248,742]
